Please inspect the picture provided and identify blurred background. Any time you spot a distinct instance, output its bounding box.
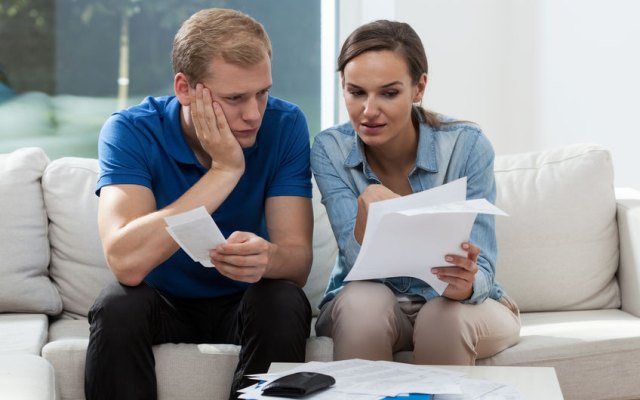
[0,0,320,158]
[1,0,639,189]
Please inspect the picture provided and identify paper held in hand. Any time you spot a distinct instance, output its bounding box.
[164,206,226,267]
[344,177,507,294]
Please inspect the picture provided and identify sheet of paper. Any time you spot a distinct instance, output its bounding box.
[244,359,462,398]
[164,206,226,267]
[346,180,507,294]
[360,177,467,253]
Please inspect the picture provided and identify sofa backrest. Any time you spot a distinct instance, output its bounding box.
[0,148,62,315]
[0,143,622,318]
[42,157,114,318]
[493,143,620,312]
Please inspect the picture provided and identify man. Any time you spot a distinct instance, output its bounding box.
[85,8,313,400]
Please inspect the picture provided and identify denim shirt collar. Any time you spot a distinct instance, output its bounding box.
[343,122,440,178]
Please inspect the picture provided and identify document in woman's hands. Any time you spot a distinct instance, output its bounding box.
[345,178,507,294]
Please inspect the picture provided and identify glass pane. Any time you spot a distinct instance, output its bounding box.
[0,0,320,159]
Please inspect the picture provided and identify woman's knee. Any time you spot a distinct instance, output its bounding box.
[330,282,398,332]
[414,299,472,347]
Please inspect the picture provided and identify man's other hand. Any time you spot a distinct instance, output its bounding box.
[209,231,273,283]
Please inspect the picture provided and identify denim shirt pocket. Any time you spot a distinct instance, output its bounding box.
[382,277,412,294]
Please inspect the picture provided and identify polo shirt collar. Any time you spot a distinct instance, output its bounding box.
[164,97,198,165]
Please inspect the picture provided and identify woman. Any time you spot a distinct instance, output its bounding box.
[311,20,520,364]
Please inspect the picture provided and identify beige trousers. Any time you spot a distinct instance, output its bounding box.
[315,281,521,364]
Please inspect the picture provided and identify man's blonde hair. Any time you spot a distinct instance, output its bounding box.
[172,8,272,86]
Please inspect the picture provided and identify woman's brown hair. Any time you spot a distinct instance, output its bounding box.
[337,20,443,129]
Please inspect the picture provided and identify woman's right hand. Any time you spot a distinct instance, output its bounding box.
[190,83,245,175]
[354,184,399,244]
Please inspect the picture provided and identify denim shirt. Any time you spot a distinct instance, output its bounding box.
[310,119,505,308]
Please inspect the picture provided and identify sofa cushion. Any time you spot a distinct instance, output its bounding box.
[494,143,619,312]
[0,314,49,356]
[43,157,115,318]
[44,317,333,400]
[477,309,640,400]
[0,147,63,315]
[0,355,56,400]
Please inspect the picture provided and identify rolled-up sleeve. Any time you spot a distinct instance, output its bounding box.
[311,137,362,271]
[463,132,498,304]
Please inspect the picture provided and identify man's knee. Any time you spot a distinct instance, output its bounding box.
[242,279,311,326]
[89,281,158,330]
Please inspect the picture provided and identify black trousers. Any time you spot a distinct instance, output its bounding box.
[84,279,311,400]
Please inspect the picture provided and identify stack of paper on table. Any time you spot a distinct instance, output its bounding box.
[345,178,507,294]
[239,359,522,399]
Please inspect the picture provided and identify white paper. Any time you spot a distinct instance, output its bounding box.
[240,360,522,400]
[164,206,226,267]
[242,359,463,399]
[346,178,507,294]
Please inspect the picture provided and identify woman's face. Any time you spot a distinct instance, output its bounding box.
[342,50,425,148]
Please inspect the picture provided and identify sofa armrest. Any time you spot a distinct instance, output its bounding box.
[616,187,640,317]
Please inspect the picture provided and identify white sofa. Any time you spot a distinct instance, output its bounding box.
[1,143,639,400]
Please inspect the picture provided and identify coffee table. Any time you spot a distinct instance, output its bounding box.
[269,362,564,399]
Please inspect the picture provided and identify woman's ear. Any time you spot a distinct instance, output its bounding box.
[174,73,191,106]
[413,73,428,103]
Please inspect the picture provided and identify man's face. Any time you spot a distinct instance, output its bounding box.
[200,55,272,148]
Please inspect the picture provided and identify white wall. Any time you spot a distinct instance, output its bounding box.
[335,0,640,189]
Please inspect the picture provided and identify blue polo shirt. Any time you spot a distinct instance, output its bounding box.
[96,95,312,299]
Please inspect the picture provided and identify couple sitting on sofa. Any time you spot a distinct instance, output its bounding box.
[87,7,521,400]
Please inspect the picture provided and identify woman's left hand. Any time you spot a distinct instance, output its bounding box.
[431,242,480,301]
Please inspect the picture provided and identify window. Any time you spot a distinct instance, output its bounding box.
[0,0,321,159]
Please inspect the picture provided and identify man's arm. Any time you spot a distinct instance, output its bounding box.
[99,85,245,286]
[98,167,242,286]
[210,195,313,288]
[264,195,313,286]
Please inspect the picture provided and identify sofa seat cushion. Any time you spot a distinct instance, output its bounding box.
[44,317,333,400]
[480,309,640,365]
[0,147,63,315]
[393,309,640,399]
[494,143,619,312]
[0,314,48,356]
[0,355,56,400]
[478,309,640,400]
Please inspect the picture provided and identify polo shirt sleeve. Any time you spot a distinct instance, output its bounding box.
[266,108,312,198]
[95,114,153,196]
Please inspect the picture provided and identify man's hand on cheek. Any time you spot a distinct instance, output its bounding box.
[189,83,244,173]
[208,231,273,283]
